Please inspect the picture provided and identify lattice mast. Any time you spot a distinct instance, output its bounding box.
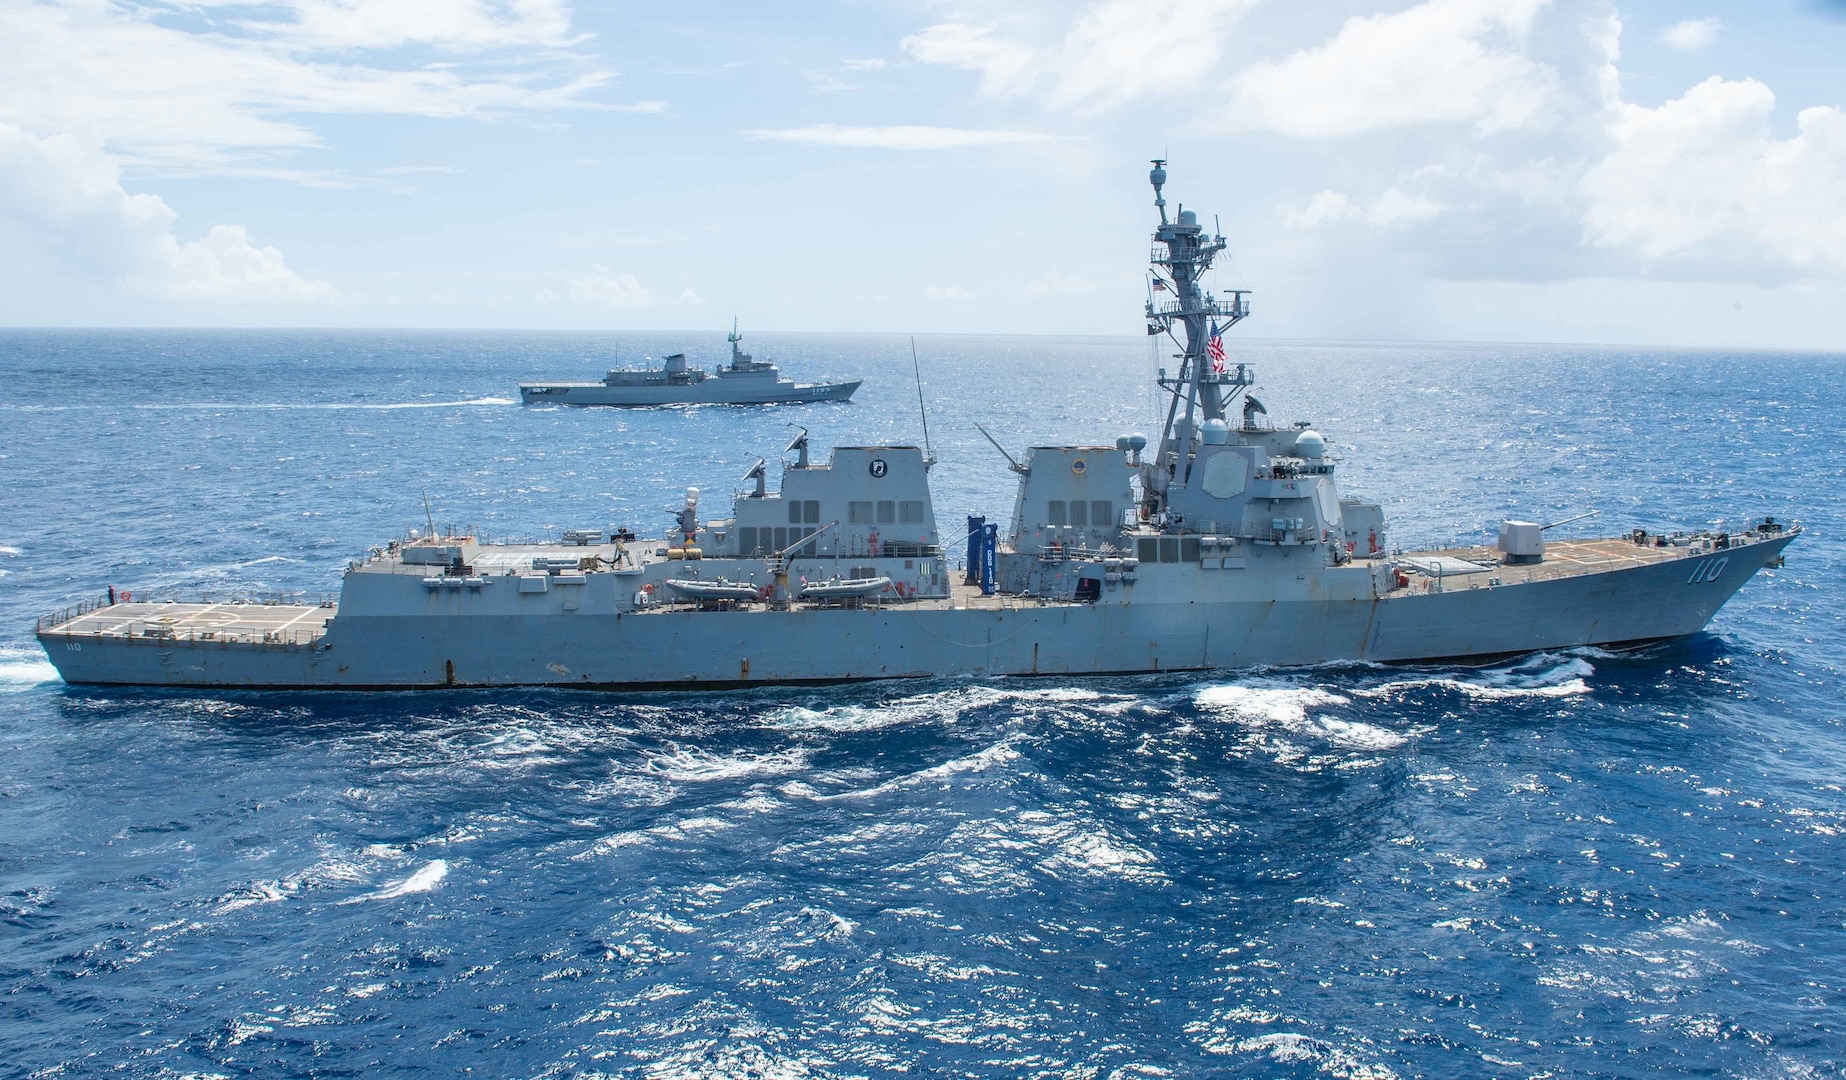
[1144,160,1252,514]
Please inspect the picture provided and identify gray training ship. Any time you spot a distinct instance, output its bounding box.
[519,320,860,406]
[36,163,1798,690]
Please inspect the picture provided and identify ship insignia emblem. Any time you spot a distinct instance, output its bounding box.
[869,458,888,478]
[1072,459,1087,475]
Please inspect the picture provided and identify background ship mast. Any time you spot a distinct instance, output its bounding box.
[1143,160,1252,516]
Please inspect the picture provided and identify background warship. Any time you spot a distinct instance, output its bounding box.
[36,164,1797,690]
[519,320,860,406]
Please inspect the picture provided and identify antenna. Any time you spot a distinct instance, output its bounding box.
[911,336,935,468]
[741,457,767,498]
[784,426,810,469]
[974,422,1028,474]
[422,487,436,537]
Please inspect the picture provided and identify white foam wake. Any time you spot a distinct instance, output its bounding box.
[132,397,515,411]
[0,647,60,692]
[357,859,448,901]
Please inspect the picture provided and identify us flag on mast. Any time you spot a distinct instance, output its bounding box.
[1206,320,1228,374]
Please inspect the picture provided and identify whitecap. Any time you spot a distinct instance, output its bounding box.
[814,739,1020,801]
[1195,683,1351,726]
[353,859,448,901]
[0,648,60,692]
[1316,717,1410,750]
[641,746,809,782]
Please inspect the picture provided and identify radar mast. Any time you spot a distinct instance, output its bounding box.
[1143,161,1252,518]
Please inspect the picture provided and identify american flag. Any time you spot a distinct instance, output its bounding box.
[1150,277,1168,292]
[1207,321,1227,373]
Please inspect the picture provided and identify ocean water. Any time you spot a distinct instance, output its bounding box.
[0,329,1842,1079]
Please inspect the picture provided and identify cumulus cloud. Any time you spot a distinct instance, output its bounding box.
[742,125,1063,150]
[1660,17,1721,51]
[1281,188,1445,230]
[1025,271,1100,296]
[1222,0,1560,137]
[239,0,586,52]
[0,123,332,301]
[569,267,654,307]
[1581,76,1846,273]
[902,0,1258,113]
[0,0,622,172]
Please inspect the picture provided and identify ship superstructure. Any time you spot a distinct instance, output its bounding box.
[36,165,1797,690]
[519,321,860,406]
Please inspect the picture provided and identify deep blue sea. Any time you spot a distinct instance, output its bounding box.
[1,329,1842,1079]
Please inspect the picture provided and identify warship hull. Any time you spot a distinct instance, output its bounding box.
[37,532,1793,691]
[518,379,859,407]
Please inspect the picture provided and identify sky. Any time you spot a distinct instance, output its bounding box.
[3,0,1846,347]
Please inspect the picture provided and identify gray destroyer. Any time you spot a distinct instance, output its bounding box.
[36,164,1797,690]
[519,321,860,406]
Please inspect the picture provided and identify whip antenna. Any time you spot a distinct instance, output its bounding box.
[911,336,935,468]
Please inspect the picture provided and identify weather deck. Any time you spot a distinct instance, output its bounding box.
[1383,536,1720,595]
[40,599,335,646]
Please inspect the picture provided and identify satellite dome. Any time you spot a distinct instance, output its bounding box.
[1294,430,1326,458]
[1127,433,1148,453]
[1202,418,1230,445]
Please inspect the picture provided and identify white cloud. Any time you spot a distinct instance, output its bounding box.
[1581,76,1846,272]
[742,125,1063,150]
[0,0,621,173]
[1660,17,1720,52]
[1280,188,1445,229]
[902,22,1041,97]
[924,285,974,300]
[902,0,1258,113]
[0,123,332,301]
[1222,0,1560,137]
[805,71,860,94]
[232,0,585,52]
[676,287,705,306]
[1025,271,1099,296]
[569,267,654,307]
[841,58,889,72]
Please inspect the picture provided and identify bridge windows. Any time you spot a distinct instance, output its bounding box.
[849,501,873,524]
[1048,500,1066,526]
[877,500,896,523]
[1069,501,1089,527]
[1091,501,1113,528]
[739,527,758,555]
[787,499,821,524]
[900,500,925,524]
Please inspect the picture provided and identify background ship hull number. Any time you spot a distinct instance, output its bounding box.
[1688,556,1729,584]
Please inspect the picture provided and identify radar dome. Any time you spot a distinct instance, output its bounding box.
[685,486,700,507]
[1178,209,1197,226]
[1201,418,1230,445]
[1127,433,1148,453]
[1116,436,1132,451]
[1294,430,1326,459]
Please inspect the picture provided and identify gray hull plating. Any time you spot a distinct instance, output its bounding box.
[41,532,1792,690]
[519,378,859,407]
